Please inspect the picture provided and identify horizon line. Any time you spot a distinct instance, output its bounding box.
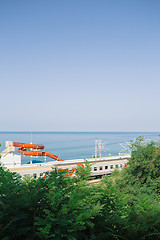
[0,131,159,133]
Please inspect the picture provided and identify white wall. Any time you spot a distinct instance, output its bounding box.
[0,154,21,168]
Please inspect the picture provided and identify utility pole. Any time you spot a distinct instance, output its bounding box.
[98,139,102,160]
[95,139,103,160]
[30,132,33,164]
[95,139,97,161]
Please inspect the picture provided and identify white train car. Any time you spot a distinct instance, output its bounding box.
[8,155,130,179]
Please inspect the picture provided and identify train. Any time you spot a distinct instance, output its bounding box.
[1,141,130,179]
[8,155,130,179]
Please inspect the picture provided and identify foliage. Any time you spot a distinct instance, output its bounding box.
[0,138,160,239]
[112,137,160,239]
[128,137,160,184]
[0,165,30,240]
[75,160,92,180]
[35,169,102,240]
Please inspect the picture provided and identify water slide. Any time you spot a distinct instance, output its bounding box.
[13,142,64,161]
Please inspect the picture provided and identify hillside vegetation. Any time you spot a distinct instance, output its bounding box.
[0,138,160,240]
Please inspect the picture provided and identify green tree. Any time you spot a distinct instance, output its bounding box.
[75,160,92,180]
[36,168,102,240]
[23,175,50,239]
[90,176,126,240]
[0,165,30,240]
[112,137,160,239]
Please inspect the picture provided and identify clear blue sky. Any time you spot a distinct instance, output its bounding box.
[0,0,160,132]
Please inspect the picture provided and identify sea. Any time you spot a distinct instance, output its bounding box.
[0,132,159,164]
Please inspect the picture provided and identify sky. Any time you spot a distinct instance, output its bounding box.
[0,0,160,132]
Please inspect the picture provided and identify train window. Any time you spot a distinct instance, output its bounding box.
[120,164,123,168]
[115,164,118,168]
[110,165,113,169]
[105,166,108,169]
[33,173,37,178]
[99,166,103,170]
[94,167,97,171]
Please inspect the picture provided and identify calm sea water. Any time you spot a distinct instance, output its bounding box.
[0,132,159,164]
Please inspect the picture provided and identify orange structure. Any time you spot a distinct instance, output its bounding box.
[13,142,64,161]
[44,164,85,177]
